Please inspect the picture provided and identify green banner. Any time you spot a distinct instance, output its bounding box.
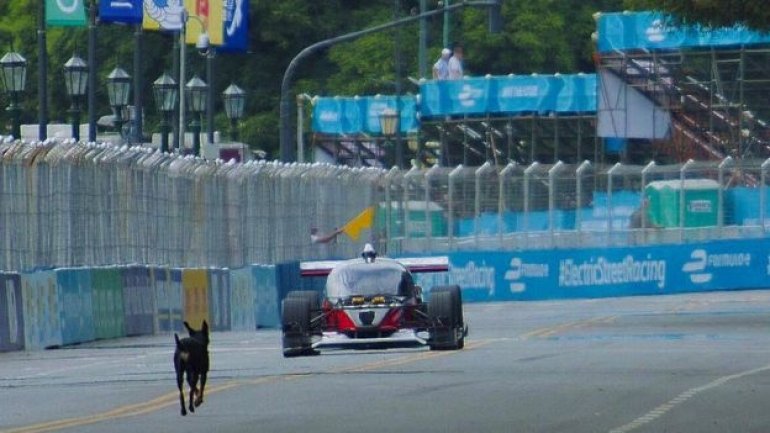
[91,268,125,340]
[46,0,87,27]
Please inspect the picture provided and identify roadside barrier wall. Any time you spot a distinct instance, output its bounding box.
[3,264,286,353]
[4,237,770,353]
[413,238,770,301]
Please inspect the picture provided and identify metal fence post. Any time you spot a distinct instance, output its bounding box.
[717,156,733,232]
[575,160,591,236]
[680,159,695,241]
[499,162,517,246]
[548,161,564,246]
[474,162,492,249]
[425,165,440,253]
[761,159,770,234]
[448,165,463,251]
[523,162,540,243]
[607,162,622,240]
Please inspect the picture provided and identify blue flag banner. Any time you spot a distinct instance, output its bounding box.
[100,0,144,24]
[597,11,770,53]
[420,74,596,119]
[220,0,249,52]
[312,96,418,135]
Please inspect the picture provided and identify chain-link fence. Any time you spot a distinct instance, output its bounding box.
[1,139,769,272]
[384,157,770,254]
[0,140,382,271]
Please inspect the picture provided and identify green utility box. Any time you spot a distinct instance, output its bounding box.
[645,179,719,228]
[377,201,447,238]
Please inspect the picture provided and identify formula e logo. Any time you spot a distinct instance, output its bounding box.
[682,249,711,284]
[504,257,549,293]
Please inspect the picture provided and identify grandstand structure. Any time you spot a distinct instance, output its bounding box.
[307,11,770,169]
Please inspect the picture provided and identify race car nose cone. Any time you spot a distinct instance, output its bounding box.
[359,311,375,326]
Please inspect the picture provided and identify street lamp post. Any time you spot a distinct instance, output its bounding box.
[153,73,178,153]
[63,55,88,141]
[380,108,399,167]
[222,83,245,142]
[106,67,131,142]
[185,75,208,156]
[0,51,27,140]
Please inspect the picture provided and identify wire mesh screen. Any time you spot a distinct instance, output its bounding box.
[0,139,769,272]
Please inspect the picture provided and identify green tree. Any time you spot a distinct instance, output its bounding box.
[624,0,770,31]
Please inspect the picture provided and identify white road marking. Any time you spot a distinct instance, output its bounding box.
[608,362,770,433]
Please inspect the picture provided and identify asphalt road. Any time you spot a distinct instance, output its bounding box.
[3,290,770,433]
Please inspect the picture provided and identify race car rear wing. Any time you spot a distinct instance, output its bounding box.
[300,256,449,277]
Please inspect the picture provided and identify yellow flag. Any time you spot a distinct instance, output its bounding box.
[342,206,375,241]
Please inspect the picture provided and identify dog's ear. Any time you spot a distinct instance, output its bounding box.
[184,321,193,333]
[202,320,209,333]
[174,333,181,346]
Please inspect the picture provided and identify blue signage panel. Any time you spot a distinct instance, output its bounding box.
[100,0,143,24]
[230,267,256,331]
[21,270,62,350]
[413,238,770,302]
[57,269,95,346]
[312,96,418,135]
[252,264,279,328]
[597,11,770,53]
[122,266,154,336]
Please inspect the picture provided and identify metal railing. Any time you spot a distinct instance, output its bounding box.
[0,139,768,272]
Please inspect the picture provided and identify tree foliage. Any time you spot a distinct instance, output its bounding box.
[0,0,630,157]
[623,0,770,31]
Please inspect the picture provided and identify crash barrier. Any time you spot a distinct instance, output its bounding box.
[413,238,770,302]
[2,264,290,352]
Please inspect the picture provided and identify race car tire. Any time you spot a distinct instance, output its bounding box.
[286,290,321,311]
[428,289,463,350]
[281,297,314,357]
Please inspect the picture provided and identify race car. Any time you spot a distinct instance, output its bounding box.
[281,244,467,357]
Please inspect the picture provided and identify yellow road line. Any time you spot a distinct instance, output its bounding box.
[1,340,488,433]
[3,316,605,433]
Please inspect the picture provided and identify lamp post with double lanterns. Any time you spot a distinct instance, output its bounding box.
[63,55,88,141]
[0,51,27,140]
[185,75,207,156]
[222,83,245,142]
[379,108,399,167]
[153,73,177,153]
[106,67,131,141]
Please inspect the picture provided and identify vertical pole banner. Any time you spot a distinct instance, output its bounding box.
[182,268,209,328]
[0,274,24,352]
[143,0,223,45]
[230,267,256,331]
[22,270,62,350]
[122,266,155,336]
[46,0,87,26]
[220,0,248,52]
[100,0,144,24]
[56,269,95,346]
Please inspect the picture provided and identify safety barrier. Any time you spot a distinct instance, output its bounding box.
[1,264,288,353]
[413,238,770,301]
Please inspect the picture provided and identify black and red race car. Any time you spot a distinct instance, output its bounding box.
[281,245,466,357]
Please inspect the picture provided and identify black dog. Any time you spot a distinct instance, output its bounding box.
[174,320,210,416]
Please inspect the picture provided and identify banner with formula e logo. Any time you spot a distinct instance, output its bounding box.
[412,238,770,302]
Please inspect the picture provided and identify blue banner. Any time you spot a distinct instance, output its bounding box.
[413,238,770,302]
[252,264,279,328]
[421,74,596,119]
[220,0,249,52]
[312,96,418,135]
[597,11,770,53]
[230,267,256,331]
[100,0,143,24]
[57,269,95,346]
